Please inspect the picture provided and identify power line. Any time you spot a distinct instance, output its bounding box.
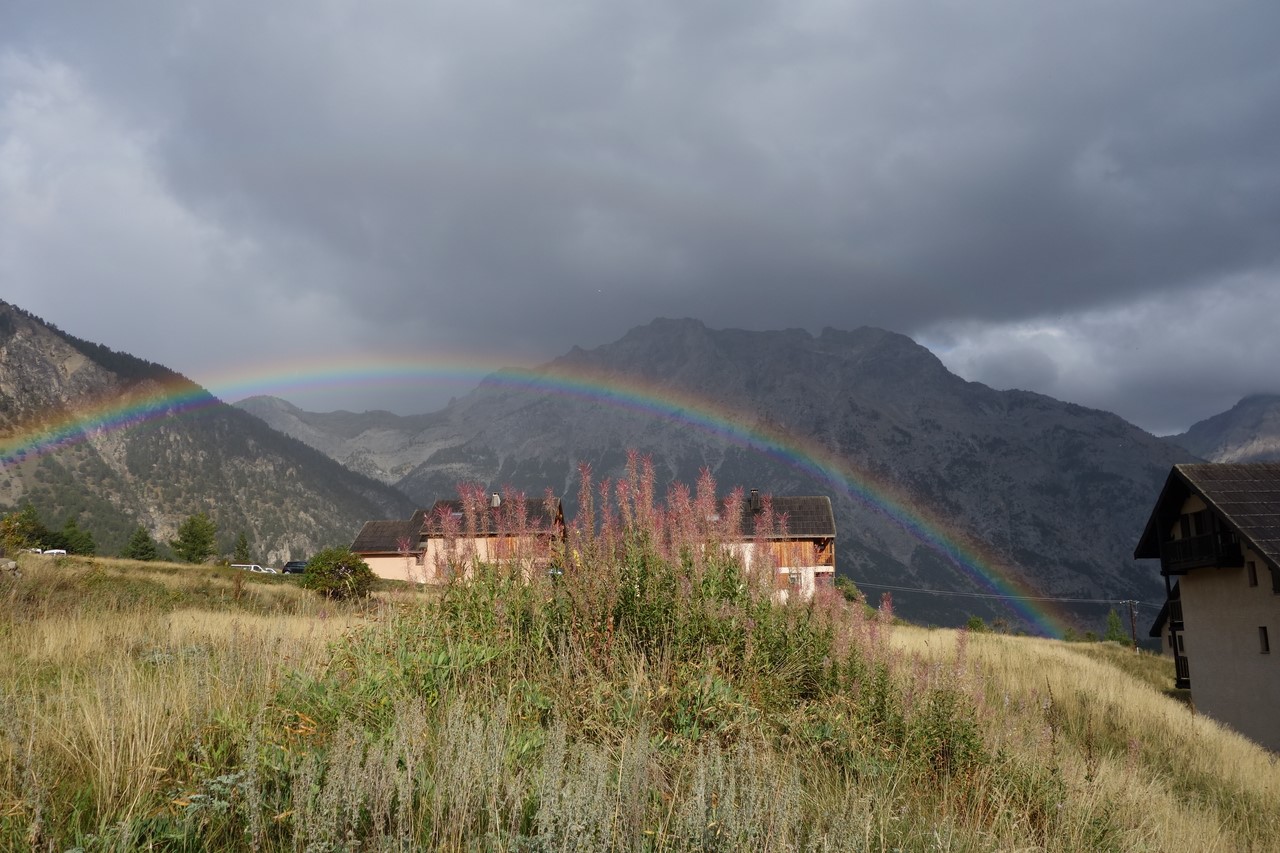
[851,580,1163,608]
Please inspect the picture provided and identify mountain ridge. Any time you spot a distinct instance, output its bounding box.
[0,300,416,561]
[1165,394,1280,462]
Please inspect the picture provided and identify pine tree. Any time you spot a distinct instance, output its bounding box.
[62,517,97,555]
[233,532,252,563]
[121,525,159,561]
[1104,608,1128,644]
[171,512,217,564]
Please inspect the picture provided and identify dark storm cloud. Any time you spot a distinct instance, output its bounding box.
[2,1,1279,431]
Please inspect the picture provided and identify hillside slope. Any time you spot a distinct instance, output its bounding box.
[0,301,415,561]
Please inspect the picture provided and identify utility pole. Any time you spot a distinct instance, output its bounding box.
[1128,599,1138,652]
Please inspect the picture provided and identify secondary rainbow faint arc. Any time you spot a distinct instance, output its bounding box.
[0,354,1067,636]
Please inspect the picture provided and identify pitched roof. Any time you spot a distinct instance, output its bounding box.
[734,495,836,538]
[350,512,422,554]
[1134,463,1280,570]
[421,497,564,535]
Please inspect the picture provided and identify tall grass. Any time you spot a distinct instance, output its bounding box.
[3,460,1279,849]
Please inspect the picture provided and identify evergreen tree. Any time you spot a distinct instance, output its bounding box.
[1104,608,1128,644]
[121,525,159,561]
[62,516,97,555]
[233,532,252,563]
[171,512,217,564]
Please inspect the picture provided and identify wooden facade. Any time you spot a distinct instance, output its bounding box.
[730,492,837,601]
[351,488,837,602]
[350,494,565,584]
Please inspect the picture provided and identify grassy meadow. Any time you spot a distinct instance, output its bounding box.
[2,501,1279,849]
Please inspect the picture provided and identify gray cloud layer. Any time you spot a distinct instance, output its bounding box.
[2,1,1278,433]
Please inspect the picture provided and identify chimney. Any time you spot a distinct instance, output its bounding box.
[490,492,501,509]
[749,488,761,512]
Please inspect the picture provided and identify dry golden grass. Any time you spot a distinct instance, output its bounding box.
[5,550,1280,850]
[0,557,364,839]
[895,625,1280,852]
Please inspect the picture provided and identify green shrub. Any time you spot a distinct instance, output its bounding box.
[301,547,375,600]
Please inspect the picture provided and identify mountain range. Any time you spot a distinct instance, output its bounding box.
[8,297,1277,631]
[239,318,1208,630]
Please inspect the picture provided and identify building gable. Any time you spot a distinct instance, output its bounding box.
[1135,463,1280,577]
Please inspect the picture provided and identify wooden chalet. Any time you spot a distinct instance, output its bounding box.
[351,494,565,584]
[1135,463,1280,751]
[730,490,837,601]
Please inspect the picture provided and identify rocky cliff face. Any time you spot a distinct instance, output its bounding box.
[238,318,1197,629]
[1166,395,1280,463]
[0,302,415,562]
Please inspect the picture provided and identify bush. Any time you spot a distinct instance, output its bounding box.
[301,547,375,600]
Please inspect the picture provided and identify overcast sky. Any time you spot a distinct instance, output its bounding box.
[2,1,1278,435]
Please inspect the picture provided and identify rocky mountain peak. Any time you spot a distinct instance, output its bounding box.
[1171,394,1280,462]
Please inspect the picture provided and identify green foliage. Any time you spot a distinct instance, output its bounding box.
[834,574,862,602]
[966,615,989,633]
[121,525,159,561]
[61,516,96,555]
[1104,608,1128,644]
[0,504,48,552]
[232,532,251,563]
[171,512,217,564]
[301,547,375,600]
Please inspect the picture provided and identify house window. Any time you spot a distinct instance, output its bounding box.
[1248,561,1258,587]
[1272,566,1280,595]
[788,571,801,587]
[1261,626,1271,654]
[1190,510,1209,536]
[1176,634,1185,653]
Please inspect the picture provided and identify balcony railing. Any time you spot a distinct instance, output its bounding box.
[1174,653,1191,689]
[1160,532,1243,573]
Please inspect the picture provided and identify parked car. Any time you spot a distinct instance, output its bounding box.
[232,563,277,574]
[43,549,67,556]
[282,560,308,575]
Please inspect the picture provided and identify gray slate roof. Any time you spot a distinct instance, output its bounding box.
[1135,462,1280,570]
[423,498,563,533]
[354,499,564,552]
[734,495,835,539]
[351,509,427,553]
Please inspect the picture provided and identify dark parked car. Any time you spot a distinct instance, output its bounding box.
[282,560,308,575]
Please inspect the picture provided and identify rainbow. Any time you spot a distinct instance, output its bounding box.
[1,354,1071,635]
